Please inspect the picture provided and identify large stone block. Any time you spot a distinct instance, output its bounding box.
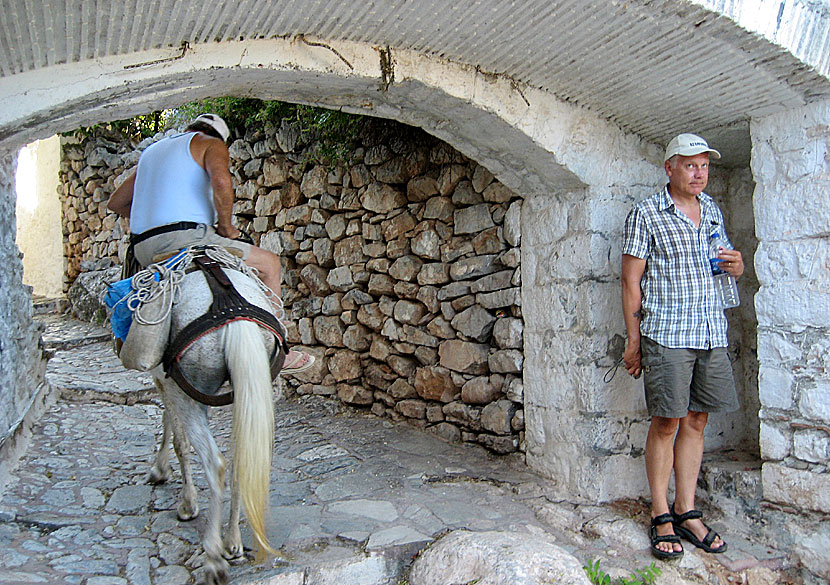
[754,240,830,286]
[481,400,516,435]
[382,211,416,240]
[361,183,406,213]
[754,181,830,241]
[388,255,423,282]
[762,462,830,513]
[493,318,523,349]
[758,366,795,410]
[793,429,830,463]
[454,204,494,235]
[759,421,790,461]
[451,305,496,342]
[799,380,830,421]
[756,284,830,329]
[487,349,524,374]
[326,266,357,292]
[461,376,502,404]
[313,315,346,347]
[438,339,489,375]
[328,350,362,382]
[414,366,459,402]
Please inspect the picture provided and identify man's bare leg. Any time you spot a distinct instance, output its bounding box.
[243,245,313,372]
[645,416,682,555]
[672,411,725,550]
[244,245,282,297]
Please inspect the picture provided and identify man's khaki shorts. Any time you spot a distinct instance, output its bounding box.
[641,336,739,418]
[133,224,251,266]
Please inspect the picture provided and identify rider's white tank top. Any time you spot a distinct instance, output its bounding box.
[130,133,216,235]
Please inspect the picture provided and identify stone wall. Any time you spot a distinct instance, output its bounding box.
[0,151,51,467]
[752,99,830,515]
[58,130,134,282]
[58,120,526,454]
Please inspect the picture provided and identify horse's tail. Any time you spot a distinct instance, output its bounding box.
[224,319,276,561]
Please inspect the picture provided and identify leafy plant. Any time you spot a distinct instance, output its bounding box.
[170,97,364,166]
[584,559,662,585]
[69,110,172,141]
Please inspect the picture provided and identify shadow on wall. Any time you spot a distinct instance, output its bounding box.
[706,165,760,454]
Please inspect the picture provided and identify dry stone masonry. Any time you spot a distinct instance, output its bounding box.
[57,120,526,454]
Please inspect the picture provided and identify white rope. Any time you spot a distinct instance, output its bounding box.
[127,253,189,325]
[123,244,286,325]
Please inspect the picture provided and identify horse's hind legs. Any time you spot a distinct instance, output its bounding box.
[150,381,199,521]
[171,418,199,521]
[165,386,231,585]
[148,407,173,484]
[222,465,244,561]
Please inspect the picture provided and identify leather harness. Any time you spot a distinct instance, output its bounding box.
[162,253,288,407]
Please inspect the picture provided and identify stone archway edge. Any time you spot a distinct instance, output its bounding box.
[0,37,666,194]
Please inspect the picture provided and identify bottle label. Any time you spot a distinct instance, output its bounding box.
[709,257,724,274]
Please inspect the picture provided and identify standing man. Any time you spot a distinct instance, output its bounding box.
[108,113,314,374]
[621,133,743,559]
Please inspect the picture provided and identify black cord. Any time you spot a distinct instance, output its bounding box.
[603,357,625,383]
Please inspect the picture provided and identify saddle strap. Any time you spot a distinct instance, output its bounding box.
[162,255,288,407]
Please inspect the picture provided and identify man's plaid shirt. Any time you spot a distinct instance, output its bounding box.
[622,186,731,349]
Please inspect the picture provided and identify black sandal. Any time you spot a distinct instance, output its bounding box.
[671,506,727,554]
[649,513,684,559]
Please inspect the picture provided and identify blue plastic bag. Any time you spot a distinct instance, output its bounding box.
[104,249,188,341]
[104,277,137,341]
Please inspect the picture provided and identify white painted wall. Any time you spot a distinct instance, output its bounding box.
[752,98,830,515]
[15,136,64,298]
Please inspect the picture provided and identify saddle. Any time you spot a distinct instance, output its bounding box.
[161,252,289,407]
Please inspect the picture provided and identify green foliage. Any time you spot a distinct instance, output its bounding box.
[584,559,662,585]
[70,110,172,141]
[74,96,364,167]
[171,96,363,166]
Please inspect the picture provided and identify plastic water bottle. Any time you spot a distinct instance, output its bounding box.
[708,232,740,309]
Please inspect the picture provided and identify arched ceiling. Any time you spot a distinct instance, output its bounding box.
[1,0,829,167]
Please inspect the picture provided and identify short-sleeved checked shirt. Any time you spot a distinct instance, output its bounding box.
[622,186,731,349]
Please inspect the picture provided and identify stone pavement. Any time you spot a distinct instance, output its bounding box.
[0,311,797,585]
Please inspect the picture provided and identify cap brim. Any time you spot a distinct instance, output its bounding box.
[671,147,721,160]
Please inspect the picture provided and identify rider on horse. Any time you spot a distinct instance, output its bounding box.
[107,113,314,374]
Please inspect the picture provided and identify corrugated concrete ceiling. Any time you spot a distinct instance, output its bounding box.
[1,0,829,162]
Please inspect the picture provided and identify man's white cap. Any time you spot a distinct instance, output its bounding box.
[664,133,721,162]
[192,113,231,142]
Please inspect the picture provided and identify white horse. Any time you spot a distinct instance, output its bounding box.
[144,262,285,585]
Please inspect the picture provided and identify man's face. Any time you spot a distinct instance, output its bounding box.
[665,153,710,197]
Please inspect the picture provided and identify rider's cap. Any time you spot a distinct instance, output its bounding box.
[664,133,721,162]
[192,114,231,142]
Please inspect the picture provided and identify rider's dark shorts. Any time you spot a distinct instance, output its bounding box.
[641,336,739,418]
[133,223,251,267]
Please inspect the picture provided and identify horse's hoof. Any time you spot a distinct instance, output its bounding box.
[204,561,230,585]
[147,466,170,484]
[222,543,244,561]
[176,503,199,521]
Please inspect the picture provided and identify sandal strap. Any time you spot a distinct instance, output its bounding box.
[701,527,718,547]
[672,508,703,523]
[652,533,681,545]
[651,513,675,527]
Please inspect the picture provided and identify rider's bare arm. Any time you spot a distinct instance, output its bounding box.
[107,171,136,217]
[198,135,240,240]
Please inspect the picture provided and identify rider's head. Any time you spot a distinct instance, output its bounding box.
[186,114,231,143]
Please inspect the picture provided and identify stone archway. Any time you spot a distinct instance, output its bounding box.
[1,39,675,503]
